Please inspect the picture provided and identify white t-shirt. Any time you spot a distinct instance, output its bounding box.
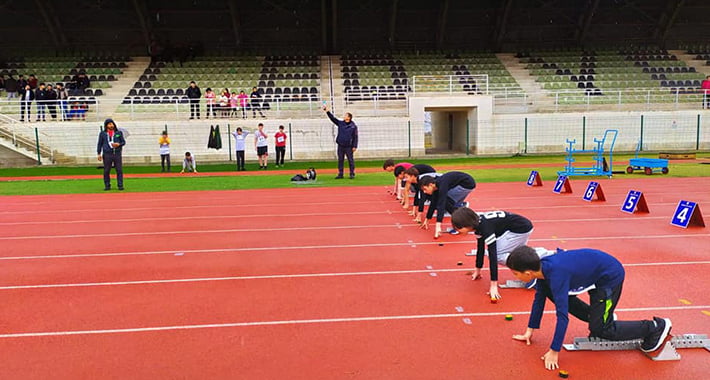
[256,131,268,147]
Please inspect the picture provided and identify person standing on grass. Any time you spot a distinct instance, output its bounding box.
[417,171,476,238]
[181,152,198,173]
[97,118,126,191]
[232,127,249,171]
[254,123,269,170]
[158,131,171,172]
[274,125,287,167]
[507,245,673,370]
[323,105,358,179]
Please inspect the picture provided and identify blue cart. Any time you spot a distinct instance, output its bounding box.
[626,141,669,175]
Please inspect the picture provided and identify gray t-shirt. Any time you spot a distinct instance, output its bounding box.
[233,131,249,151]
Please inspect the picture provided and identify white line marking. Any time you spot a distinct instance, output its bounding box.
[2,261,709,290]
[0,211,391,226]
[2,234,709,261]
[0,305,707,339]
[0,224,412,240]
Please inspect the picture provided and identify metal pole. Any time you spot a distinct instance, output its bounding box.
[228,124,232,161]
[697,114,701,151]
[34,127,42,165]
[582,116,586,150]
[465,118,470,155]
[640,114,644,151]
[524,117,528,154]
[288,122,293,160]
[407,120,411,157]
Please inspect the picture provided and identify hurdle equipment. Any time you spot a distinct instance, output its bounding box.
[526,170,543,187]
[557,129,618,178]
[582,181,605,202]
[563,334,710,361]
[670,200,705,228]
[621,190,649,214]
[552,175,573,194]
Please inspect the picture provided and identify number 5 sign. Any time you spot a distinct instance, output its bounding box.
[670,201,705,228]
[621,190,649,214]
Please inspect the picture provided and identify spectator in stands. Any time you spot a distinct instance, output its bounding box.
[35,82,48,122]
[28,74,38,89]
[323,105,358,179]
[229,91,239,118]
[204,88,216,118]
[17,75,28,90]
[238,90,248,119]
[4,75,18,99]
[55,83,68,120]
[218,89,230,118]
[0,75,4,94]
[76,72,90,92]
[702,75,710,109]
[97,118,126,191]
[250,87,265,118]
[19,84,34,122]
[46,84,58,120]
[186,81,201,119]
[68,100,88,120]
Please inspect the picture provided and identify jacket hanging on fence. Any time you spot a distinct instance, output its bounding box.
[207,125,215,148]
[213,125,222,150]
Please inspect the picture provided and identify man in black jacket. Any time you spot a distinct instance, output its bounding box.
[324,105,359,179]
[97,118,127,190]
[186,81,201,119]
[418,171,476,238]
[4,75,18,99]
[19,84,34,121]
[35,83,48,121]
[46,84,58,120]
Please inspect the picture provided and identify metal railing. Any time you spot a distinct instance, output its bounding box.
[411,74,489,95]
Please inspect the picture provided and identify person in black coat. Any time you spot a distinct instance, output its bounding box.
[19,84,34,121]
[323,105,359,179]
[35,83,48,121]
[46,84,58,120]
[186,81,201,119]
[4,75,18,99]
[97,118,127,190]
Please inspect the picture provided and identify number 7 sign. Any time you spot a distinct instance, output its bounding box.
[670,201,705,228]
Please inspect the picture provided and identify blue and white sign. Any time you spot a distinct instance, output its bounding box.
[621,190,643,213]
[670,200,700,228]
[583,182,600,202]
[552,175,568,194]
[526,170,539,186]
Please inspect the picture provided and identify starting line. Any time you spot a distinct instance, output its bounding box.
[563,334,710,361]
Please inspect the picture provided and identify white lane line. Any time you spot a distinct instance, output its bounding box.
[0,211,392,226]
[1,233,709,261]
[1,305,707,339]
[0,224,410,240]
[2,260,709,290]
[0,200,381,216]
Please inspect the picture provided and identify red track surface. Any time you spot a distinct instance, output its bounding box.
[1,177,709,379]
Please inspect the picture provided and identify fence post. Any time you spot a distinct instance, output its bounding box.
[407,120,412,157]
[288,122,293,160]
[34,127,42,165]
[524,117,528,154]
[697,114,701,151]
[227,124,232,161]
[582,115,586,150]
[640,114,644,151]
[465,118,470,155]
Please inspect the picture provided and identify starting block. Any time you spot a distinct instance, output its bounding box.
[499,280,527,289]
[563,334,710,361]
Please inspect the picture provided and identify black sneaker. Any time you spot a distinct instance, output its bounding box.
[103,187,111,191]
[349,174,355,179]
[641,317,672,352]
[335,175,344,179]
[118,187,124,191]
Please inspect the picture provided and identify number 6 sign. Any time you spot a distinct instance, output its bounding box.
[621,190,649,214]
[582,181,606,202]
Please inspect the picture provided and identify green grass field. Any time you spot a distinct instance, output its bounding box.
[1,153,708,196]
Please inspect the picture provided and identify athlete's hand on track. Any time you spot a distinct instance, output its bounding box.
[419,219,429,230]
[512,328,534,346]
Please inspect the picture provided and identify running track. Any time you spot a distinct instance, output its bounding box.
[1,177,709,379]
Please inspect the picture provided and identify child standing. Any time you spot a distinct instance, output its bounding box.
[238,90,249,119]
[229,92,239,118]
[232,127,249,171]
[158,131,171,172]
[254,123,268,169]
[274,125,287,167]
[205,88,216,119]
[180,152,198,173]
[507,245,673,370]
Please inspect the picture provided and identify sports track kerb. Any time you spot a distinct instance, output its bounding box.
[0,176,709,379]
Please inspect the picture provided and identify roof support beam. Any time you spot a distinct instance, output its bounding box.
[492,0,513,51]
[435,0,449,49]
[574,0,600,44]
[388,0,398,47]
[131,0,152,50]
[227,0,242,47]
[654,0,685,44]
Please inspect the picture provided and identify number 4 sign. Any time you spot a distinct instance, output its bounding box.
[670,201,705,228]
[582,181,606,202]
[621,190,649,214]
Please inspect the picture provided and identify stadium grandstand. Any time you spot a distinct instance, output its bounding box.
[1,0,709,166]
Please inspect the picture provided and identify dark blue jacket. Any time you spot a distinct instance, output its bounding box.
[327,112,359,148]
[96,119,126,155]
[528,248,625,352]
